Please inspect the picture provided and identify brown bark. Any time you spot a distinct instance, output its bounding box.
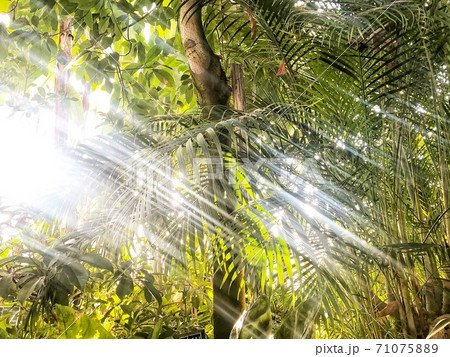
[54,17,72,147]
[231,63,246,112]
[179,0,231,106]
[213,253,245,339]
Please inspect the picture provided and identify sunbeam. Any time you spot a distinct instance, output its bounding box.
[0,0,449,341]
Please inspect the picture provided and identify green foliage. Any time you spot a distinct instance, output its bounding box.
[0,0,196,125]
[1,0,450,339]
[230,294,321,339]
[55,304,115,339]
[80,253,114,272]
[0,231,213,338]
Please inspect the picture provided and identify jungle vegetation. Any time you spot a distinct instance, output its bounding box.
[0,0,450,339]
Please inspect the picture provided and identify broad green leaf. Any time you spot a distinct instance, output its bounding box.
[78,315,97,338]
[0,275,12,298]
[63,262,89,289]
[17,277,43,304]
[80,253,114,272]
[50,282,70,306]
[46,38,57,55]
[0,327,8,339]
[95,323,116,339]
[31,15,39,27]
[101,36,113,49]
[49,9,58,30]
[0,256,17,268]
[78,315,115,339]
[152,320,163,339]
[77,0,99,10]
[119,260,132,271]
[85,11,93,29]
[145,45,162,63]
[116,276,133,299]
[54,304,77,338]
[98,17,110,34]
[120,304,133,315]
[10,17,29,29]
[44,0,56,9]
[154,68,175,87]
[137,42,145,63]
[143,279,162,305]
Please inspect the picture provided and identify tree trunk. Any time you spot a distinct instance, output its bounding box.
[54,17,72,147]
[179,0,230,107]
[231,63,246,112]
[179,0,244,339]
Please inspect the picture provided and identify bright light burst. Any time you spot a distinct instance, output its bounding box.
[0,106,61,204]
[0,12,9,27]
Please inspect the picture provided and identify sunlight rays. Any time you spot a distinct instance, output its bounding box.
[0,0,448,339]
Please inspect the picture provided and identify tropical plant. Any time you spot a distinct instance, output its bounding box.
[0,0,449,339]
